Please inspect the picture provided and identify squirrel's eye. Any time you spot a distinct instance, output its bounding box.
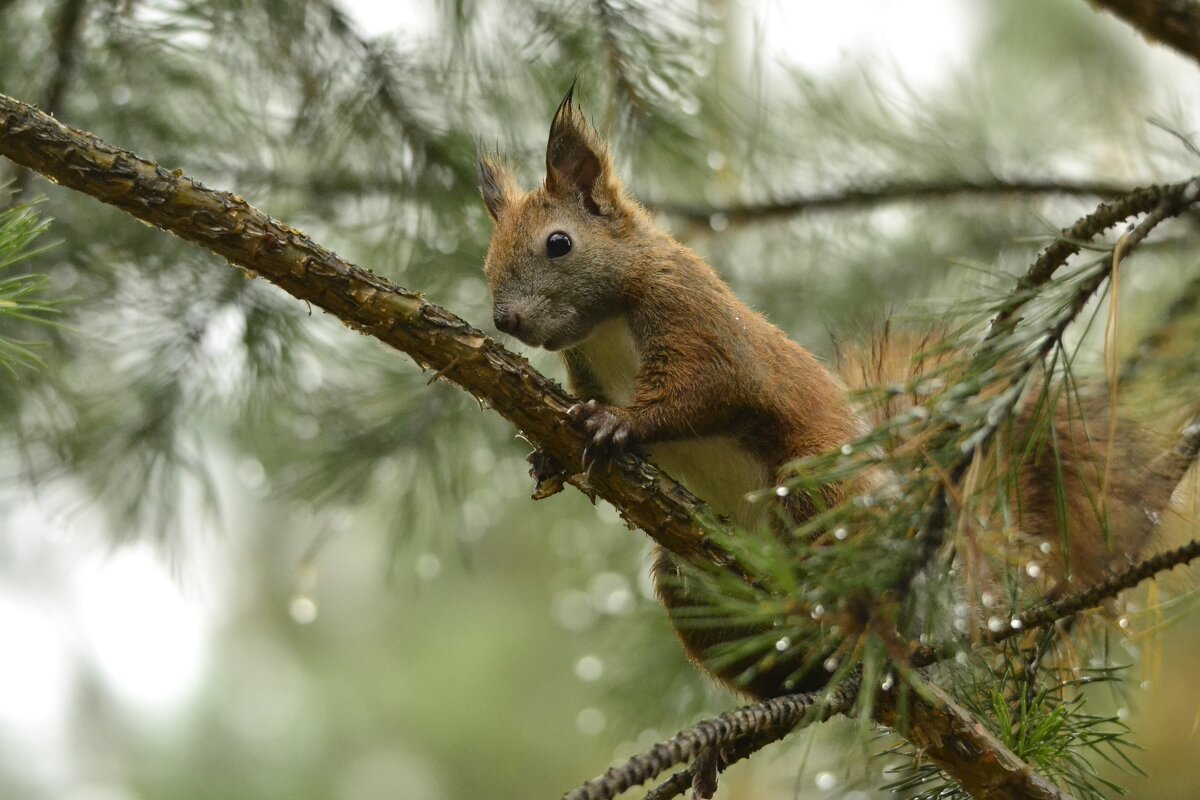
[546,231,572,259]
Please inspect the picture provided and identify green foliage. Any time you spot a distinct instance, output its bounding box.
[2,1,1200,799]
[886,653,1141,800]
[0,198,55,374]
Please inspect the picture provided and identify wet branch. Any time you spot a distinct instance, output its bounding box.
[0,91,731,570]
[4,92,1199,800]
[653,177,1132,225]
[564,676,862,800]
[11,0,90,200]
[876,681,1075,800]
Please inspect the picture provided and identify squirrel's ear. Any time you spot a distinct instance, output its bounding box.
[478,155,518,222]
[545,87,621,217]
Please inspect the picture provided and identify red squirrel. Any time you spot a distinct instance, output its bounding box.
[477,90,1186,699]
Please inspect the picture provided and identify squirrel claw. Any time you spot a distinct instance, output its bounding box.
[570,400,634,470]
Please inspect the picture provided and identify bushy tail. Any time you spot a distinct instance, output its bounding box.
[836,324,1194,587]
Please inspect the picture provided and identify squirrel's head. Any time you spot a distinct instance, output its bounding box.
[478,88,642,351]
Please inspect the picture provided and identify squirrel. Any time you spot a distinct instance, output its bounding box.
[476,89,1189,700]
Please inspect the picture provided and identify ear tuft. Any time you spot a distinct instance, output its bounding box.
[545,86,620,217]
[478,153,518,222]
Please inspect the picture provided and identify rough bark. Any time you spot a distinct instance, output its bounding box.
[0,91,728,568]
[0,91,1154,800]
[877,683,1074,800]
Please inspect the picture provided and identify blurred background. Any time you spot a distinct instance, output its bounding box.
[1,1,1199,798]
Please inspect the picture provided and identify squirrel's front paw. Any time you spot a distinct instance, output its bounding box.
[568,400,635,470]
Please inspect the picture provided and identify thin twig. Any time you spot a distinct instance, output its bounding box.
[988,178,1198,337]
[563,676,862,800]
[653,178,1131,225]
[905,184,1200,592]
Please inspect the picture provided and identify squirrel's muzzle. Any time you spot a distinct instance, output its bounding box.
[493,307,522,337]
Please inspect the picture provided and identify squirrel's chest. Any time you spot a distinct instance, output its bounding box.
[570,319,771,529]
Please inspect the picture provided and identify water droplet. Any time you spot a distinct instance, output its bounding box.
[815,771,837,791]
[1025,562,1042,579]
[953,618,968,632]
[1039,541,1053,554]
[840,444,854,455]
[235,457,265,490]
[1117,707,1130,721]
[775,636,792,652]
[833,527,848,541]
[880,674,894,691]
[590,572,635,615]
[775,486,790,497]
[1118,616,1131,629]
[552,590,597,631]
[415,552,441,580]
[576,707,606,736]
[1010,619,1023,630]
[981,591,995,608]
[289,594,318,625]
[955,651,968,665]
[987,616,1003,632]
[953,603,969,618]
[823,656,839,672]
[708,213,729,232]
[811,604,825,619]
[574,655,604,682]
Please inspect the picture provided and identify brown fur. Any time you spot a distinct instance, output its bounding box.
[838,330,1177,590]
[479,91,1182,700]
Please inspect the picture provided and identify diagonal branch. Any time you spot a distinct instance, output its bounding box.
[4,91,1196,800]
[876,681,1075,800]
[11,0,90,201]
[571,667,1078,800]
[1088,0,1200,66]
[0,91,730,569]
[607,413,1200,800]
[652,177,1133,225]
[563,675,862,800]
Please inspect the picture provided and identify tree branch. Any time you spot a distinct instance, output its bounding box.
[0,91,732,569]
[876,681,1076,800]
[4,91,1196,800]
[1088,0,1200,66]
[564,676,862,800]
[988,177,1198,337]
[629,413,1200,800]
[11,0,90,201]
[652,178,1133,225]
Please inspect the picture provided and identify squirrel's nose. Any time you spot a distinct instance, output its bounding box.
[494,308,521,336]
